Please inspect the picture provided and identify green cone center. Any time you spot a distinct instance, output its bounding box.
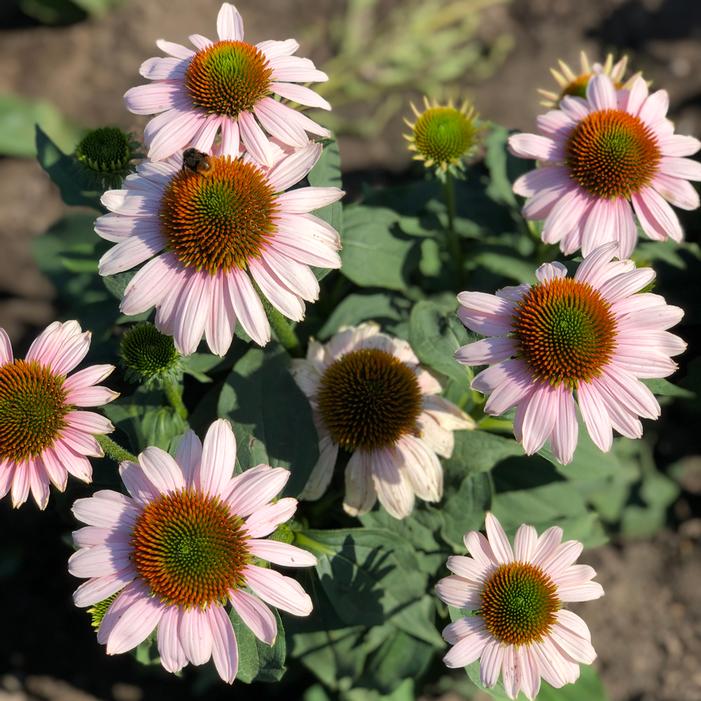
[413,107,476,165]
[186,40,273,117]
[480,562,560,645]
[131,489,250,608]
[0,359,69,463]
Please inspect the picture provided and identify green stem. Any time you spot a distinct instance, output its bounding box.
[443,172,464,284]
[265,302,302,357]
[164,379,188,420]
[97,434,137,464]
[478,416,514,434]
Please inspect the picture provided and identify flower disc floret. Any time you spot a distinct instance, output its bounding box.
[160,156,277,274]
[480,562,559,645]
[131,489,250,608]
[120,323,180,385]
[75,127,133,174]
[185,41,273,117]
[513,277,616,388]
[317,348,423,451]
[566,109,660,199]
[0,360,68,463]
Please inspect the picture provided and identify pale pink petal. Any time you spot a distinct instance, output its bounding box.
[208,605,239,684]
[190,115,221,153]
[156,39,195,60]
[535,111,575,139]
[598,368,660,419]
[653,173,700,210]
[268,226,341,270]
[343,449,377,517]
[573,242,619,286]
[532,639,580,687]
[455,337,517,365]
[632,187,684,243]
[63,364,114,393]
[139,56,188,81]
[243,564,313,616]
[72,491,138,528]
[586,73,617,110]
[372,447,415,519]
[581,198,620,256]
[72,571,133,608]
[271,82,331,110]
[238,110,274,166]
[138,446,185,494]
[446,555,488,582]
[173,273,210,355]
[124,82,182,115]
[485,512,514,563]
[442,616,487,645]
[443,625,490,669]
[558,581,605,601]
[204,273,237,357]
[622,76,649,115]
[550,389,578,465]
[268,55,328,83]
[188,33,213,51]
[148,110,207,161]
[100,232,166,276]
[555,609,593,642]
[229,589,277,645]
[65,411,113,435]
[61,427,102,457]
[479,363,534,416]
[541,540,583,578]
[39,449,67,491]
[27,460,50,509]
[658,133,701,157]
[226,269,271,346]
[559,95,590,122]
[216,2,244,41]
[507,133,560,161]
[243,497,298,538]
[520,383,558,455]
[179,606,214,665]
[0,328,12,365]
[456,291,514,336]
[638,88,670,127]
[256,39,300,60]
[300,434,337,500]
[522,181,574,220]
[266,142,322,192]
[514,523,538,561]
[220,118,240,158]
[397,435,443,502]
[531,526,563,567]
[198,419,236,497]
[577,382,613,452]
[227,465,290,517]
[514,166,569,198]
[158,607,188,674]
[519,646,541,700]
[65,385,118,408]
[175,429,203,487]
[542,187,592,245]
[248,539,317,567]
[52,440,93,482]
[249,258,304,321]
[121,254,182,316]
[276,186,345,214]
[68,543,131,578]
[501,643,521,699]
[101,581,165,655]
[10,463,30,507]
[480,639,505,687]
[254,97,307,148]
[535,261,567,283]
[435,575,482,609]
[119,460,159,505]
[464,531,498,569]
[659,155,701,181]
[551,622,597,664]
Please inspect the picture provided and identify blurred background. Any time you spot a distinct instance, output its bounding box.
[0,1,699,700]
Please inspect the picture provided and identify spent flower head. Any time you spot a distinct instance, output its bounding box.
[404,97,480,178]
[120,322,182,388]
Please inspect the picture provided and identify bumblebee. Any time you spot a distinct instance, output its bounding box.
[182,148,213,176]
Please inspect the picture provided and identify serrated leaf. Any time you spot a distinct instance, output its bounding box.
[217,345,318,495]
[230,606,286,683]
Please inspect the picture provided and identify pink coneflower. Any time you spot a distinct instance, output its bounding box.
[436,513,603,700]
[69,419,316,683]
[125,2,331,165]
[509,73,701,257]
[95,141,343,356]
[0,321,117,509]
[291,323,475,519]
[455,244,686,464]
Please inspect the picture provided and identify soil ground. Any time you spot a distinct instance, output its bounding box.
[0,1,700,699]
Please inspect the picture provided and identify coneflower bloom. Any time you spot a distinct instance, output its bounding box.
[436,513,603,700]
[69,419,316,683]
[291,323,474,519]
[0,321,116,509]
[96,141,343,356]
[455,244,686,464]
[125,2,331,165]
[538,51,640,108]
[509,73,701,257]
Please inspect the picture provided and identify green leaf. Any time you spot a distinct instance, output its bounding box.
[0,95,81,157]
[297,528,443,647]
[217,345,319,495]
[132,635,161,667]
[341,205,416,290]
[230,606,286,682]
[443,429,524,475]
[483,125,531,211]
[35,125,102,208]
[409,300,473,386]
[318,292,408,339]
[440,471,493,550]
[642,378,694,399]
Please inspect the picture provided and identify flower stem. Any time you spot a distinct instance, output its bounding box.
[164,379,188,420]
[97,434,137,464]
[443,172,464,284]
[264,301,302,357]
